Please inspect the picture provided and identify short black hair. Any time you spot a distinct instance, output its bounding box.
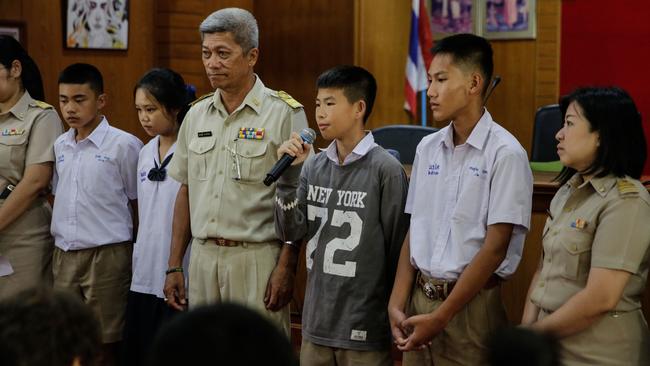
[146,303,298,366]
[134,68,196,125]
[0,35,45,101]
[431,33,494,94]
[316,65,377,124]
[556,86,647,185]
[0,287,101,366]
[58,63,104,95]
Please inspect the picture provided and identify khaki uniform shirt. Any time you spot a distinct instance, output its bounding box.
[531,173,650,312]
[0,91,63,186]
[168,76,308,242]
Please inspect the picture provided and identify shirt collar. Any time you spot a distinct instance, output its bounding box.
[568,173,617,197]
[64,117,109,148]
[212,75,265,116]
[6,90,32,120]
[441,108,492,150]
[325,131,377,166]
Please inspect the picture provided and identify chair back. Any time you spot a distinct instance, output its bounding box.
[531,104,563,162]
[372,125,439,164]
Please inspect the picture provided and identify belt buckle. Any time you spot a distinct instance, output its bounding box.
[423,281,438,300]
[217,238,227,246]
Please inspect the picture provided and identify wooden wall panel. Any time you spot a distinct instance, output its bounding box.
[354,0,411,129]
[155,0,254,99]
[1,0,155,142]
[254,0,355,145]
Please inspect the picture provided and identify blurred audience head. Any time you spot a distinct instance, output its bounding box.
[0,287,101,366]
[147,302,297,366]
[487,326,560,366]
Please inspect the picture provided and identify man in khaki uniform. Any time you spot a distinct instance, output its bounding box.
[0,36,63,299]
[164,7,307,336]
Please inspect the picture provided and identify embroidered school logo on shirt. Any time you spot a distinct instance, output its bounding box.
[468,166,489,177]
[238,127,265,140]
[139,170,147,182]
[427,164,440,176]
[2,128,25,136]
[57,155,65,164]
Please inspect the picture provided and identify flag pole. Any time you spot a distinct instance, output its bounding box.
[420,91,427,126]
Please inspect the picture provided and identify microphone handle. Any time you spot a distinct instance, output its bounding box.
[263,153,296,186]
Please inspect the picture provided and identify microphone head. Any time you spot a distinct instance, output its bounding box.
[299,128,317,145]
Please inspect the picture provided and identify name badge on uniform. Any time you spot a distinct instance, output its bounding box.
[238,127,265,140]
[2,128,25,136]
[570,218,588,229]
[198,131,212,138]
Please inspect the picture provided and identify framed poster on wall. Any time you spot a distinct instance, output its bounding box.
[480,0,536,40]
[0,20,27,47]
[430,0,479,39]
[63,0,129,50]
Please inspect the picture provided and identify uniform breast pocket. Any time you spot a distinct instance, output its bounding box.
[83,153,121,196]
[559,228,594,281]
[188,137,216,181]
[235,139,268,183]
[0,134,28,170]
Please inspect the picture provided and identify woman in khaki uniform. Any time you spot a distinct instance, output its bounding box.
[0,36,63,299]
[522,86,650,365]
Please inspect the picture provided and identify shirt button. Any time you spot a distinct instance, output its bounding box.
[218,170,222,175]
[599,187,605,192]
[214,193,219,198]
[572,244,577,251]
[210,218,215,223]
[222,146,225,151]
[538,281,545,287]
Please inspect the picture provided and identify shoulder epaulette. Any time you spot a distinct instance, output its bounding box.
[190,92,215,106]
[275,90,303,109]
[617,178,639,197]
[30,100,54,110]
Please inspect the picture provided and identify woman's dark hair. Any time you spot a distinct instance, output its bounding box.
[134,68,196,125]
[0,35,45,101]
[556,86,647,185]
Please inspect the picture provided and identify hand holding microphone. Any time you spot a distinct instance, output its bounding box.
[264,128,316,186]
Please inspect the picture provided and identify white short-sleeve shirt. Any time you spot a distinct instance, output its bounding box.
[130,137,189,298]
[406,109,533,279]
[51,118,143,250]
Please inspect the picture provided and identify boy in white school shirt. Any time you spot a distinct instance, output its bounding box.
[51,63,143,364]
[388,34,533,365]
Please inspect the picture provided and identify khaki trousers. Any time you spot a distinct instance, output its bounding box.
[0,199,53,300]
[188,238,290,337]
[402,283,507,366]
[53,243,132,343]
[300,338,393,366]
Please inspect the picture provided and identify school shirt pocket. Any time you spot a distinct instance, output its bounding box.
[235,139,268,183]
[188,136,216,181]
[82,152,121,198]
[0,134,28,171]
[559,227,594,281]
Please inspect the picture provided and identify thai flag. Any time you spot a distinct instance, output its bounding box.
[404,0,433,122]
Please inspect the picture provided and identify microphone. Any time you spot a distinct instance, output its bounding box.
[264,128,316,186]
[482,75,502,106]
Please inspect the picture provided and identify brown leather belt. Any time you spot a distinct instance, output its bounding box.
[416,271,501,301]
[204,238,282,247]
[205,238,244,247]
